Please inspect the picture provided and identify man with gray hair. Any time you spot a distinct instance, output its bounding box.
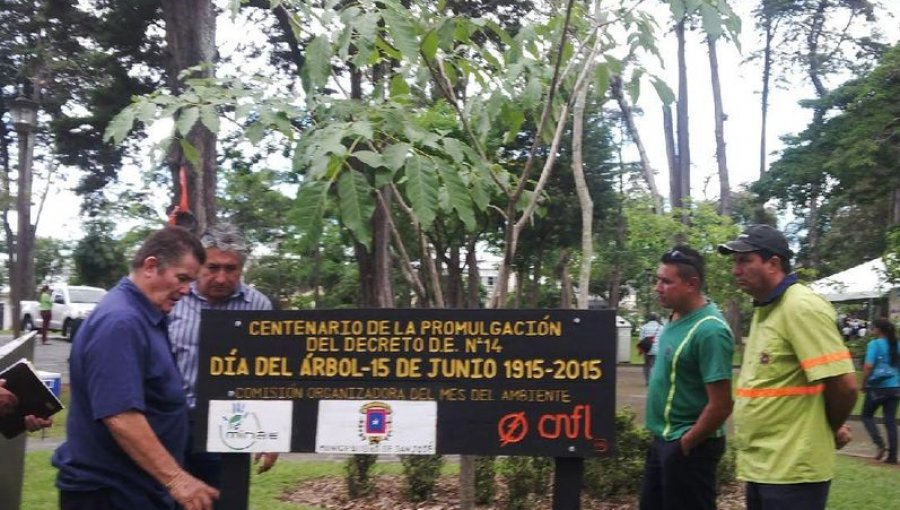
[168,222,277,497]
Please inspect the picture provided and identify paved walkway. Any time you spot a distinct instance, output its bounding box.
[4,335,891,460]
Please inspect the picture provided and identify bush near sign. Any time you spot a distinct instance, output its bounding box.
[194,308,617,458]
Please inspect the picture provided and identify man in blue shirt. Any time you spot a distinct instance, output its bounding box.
[53,227,219,510]
[169,222,276,493]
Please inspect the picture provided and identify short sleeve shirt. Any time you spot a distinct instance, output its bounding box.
[733,283,855,484]
[865,338,900,388]
[645,303,734,440]
[53,277,188,509]
[640,320,663,355]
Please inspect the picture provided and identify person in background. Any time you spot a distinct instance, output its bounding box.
[53,227,218,510]
[719,224,856,510]
[860,318,900,464]
[640,245,735,510]
[168,222,277,499]
[639,312,663,385]
[39,285,52,345]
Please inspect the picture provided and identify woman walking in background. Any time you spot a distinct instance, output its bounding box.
[38,284,52,345]
[860,318,900,464]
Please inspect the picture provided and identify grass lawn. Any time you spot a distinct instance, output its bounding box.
[22,452,897,510]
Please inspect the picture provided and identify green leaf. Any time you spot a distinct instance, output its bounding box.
[595,64,611,96]
[337,169,374,247]
[651,78,676,105]
[176,106,200,136]
[700,4,724,39]
[442,138,466,164]
[627,70,643,103]
[304,35,332,92]
[389,74,411,99]
[136,101,157,124]
[292,180,331,245]
[352,150,384,168]
[381,5,419,60]
[179,139,201,168]
[199,105,220,133]
[404,155,439,230]
[421,30,439,61]
[383,143,410,171]
[104,105,137,144]
[439,163,476,231]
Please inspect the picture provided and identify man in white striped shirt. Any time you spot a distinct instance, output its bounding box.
[168,222,278,495]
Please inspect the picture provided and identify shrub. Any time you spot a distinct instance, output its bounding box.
[345,454,377,498]
[475,455,496,505]
[499,456,552,510]
[717,442,737,489]
[583,407,651,499]
[401,454,445,502]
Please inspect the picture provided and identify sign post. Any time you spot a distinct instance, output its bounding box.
[195,309,617,509]
[0,332,37,510]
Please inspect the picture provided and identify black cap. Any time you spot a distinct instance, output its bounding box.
[717,224,793,259]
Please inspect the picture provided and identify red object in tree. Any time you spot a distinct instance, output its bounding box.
[167,165,198,231]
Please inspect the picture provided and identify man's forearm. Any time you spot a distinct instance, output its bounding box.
[823,373,858,432]
[681,380,733,451]
[103,410,183,487]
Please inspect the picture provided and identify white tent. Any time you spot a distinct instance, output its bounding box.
[809,258,892,302]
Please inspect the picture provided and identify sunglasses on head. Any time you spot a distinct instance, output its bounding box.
[662,249,702,272]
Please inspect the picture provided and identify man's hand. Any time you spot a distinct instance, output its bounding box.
[166,469,220,510]
[254,452,279,474]
[0,380,19,415]
[24,415,52,432]
[835,424,852,450]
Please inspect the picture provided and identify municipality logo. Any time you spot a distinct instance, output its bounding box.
[359,402,393,444]
[218,402,278,450]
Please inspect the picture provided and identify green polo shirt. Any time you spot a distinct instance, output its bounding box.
[733,283,855,483]
[645,302,734,440]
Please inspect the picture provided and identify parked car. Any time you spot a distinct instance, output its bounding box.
[20,285,107,338]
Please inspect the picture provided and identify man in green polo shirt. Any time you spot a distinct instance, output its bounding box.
[719,224,857,510]
[640,245,735,510]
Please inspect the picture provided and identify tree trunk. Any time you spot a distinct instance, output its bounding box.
[610,76,662,212]
[555,248,573,309]
[465,239,481,308]
[447,245,464,308]
[675,17,690,216]
[759,17,774,176]
[529,261,542,308]
[161,0,218,230]
[571,77,594,309]
[707,35,730,216]
[663,105,679,207]
[892,187,900,226]
[373,187,394,308]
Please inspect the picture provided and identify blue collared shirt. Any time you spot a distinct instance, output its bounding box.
[168,282,272,408]
[53,277,187,509]
[754,273,799,307]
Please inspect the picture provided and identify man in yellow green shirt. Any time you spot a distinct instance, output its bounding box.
[719,224,857,510]
[640,245,734,510]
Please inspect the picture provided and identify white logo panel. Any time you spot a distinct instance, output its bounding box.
[206,400,293,453]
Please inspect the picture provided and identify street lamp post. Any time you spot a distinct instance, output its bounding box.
[9,95,38,336]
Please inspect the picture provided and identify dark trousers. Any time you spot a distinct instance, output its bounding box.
[746,481,831,510]
[639,436,725,510]
[643,355,656,385]
[861,389,899,462]
[60,489,114,510]
[40,310,51,343]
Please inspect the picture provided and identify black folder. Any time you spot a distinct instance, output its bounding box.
[0,358,64,438]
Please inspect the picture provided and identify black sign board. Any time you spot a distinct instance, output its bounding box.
[194,309,616,458]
